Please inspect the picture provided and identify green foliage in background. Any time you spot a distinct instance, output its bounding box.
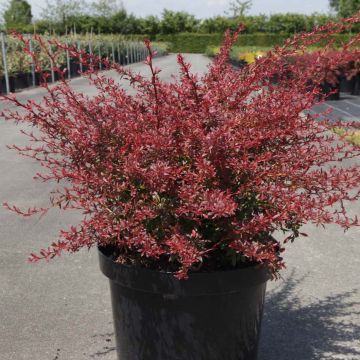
[334,127,360,146]
[330,0,360,18]
[3,0,32,30]
[0,33,170,76]
[1,0,359,36]
[156,32,353,53]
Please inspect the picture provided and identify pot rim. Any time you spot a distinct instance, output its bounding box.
[98,245,271,297]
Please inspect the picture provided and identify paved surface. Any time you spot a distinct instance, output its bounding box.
[0,54,359,360]
[313,94,360,122]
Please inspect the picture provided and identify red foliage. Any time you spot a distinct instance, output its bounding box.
[2,14,360,279]
[291,49,360,90]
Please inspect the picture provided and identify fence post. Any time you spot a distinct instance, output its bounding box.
[28,34,36,87]
[77,41,83,73]
[117,42,121,64]
[112,42,115,64]
[1,33,10,94]
[98,43,102,70]
[48,40,55,83]
[126,43,129,65]
[66,41,71,79]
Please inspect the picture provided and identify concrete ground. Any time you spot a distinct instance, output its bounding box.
[0,54,359,360]
[313,95,360,122]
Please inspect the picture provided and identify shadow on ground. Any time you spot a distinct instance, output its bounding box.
[88,330,116,358]
[259,271,360,360]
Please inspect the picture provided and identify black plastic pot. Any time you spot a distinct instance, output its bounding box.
[228,58,247,69]
[0,76,15,93]
[14,72,30,90]
[34,72,54,85]
[351,74,360,96]
[70,61,80,77]
[321,81,340,101]
[340,75,355,94]
[0,76,7,94]
[98,246,270,360]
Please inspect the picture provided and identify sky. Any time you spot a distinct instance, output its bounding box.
[26,0,332,19]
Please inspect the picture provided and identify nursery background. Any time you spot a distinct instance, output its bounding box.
[1,0,360,93]
[1,1,360,360]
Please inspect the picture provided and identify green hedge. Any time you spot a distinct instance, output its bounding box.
[155,33,223,53]
[154,32,353,53]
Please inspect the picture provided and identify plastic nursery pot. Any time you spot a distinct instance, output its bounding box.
[7,76,16,93]
[340,75,355,94]
[228,58,247,69]
[98,246,270,360]
[14,72,30,90]
[0,75,15,93]
[321,81,340,101]
[351,74,360,96]
[34,72,56,85]
[0,76,6,94]
[70,61,80,78]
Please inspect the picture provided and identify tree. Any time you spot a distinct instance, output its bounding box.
[141,15,160,36]
[41,0,85,26]
[91,0,124,18]
[329,0,340,11]
[339,0,360,17]
[329,0,360,17]
[160,10,199,34]
[3,0,32,27]
[225,0,252,18]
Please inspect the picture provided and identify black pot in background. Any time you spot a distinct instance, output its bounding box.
[228,58,247,68]
[34,71,60,85]
[114,50,120,64]
[98,246,270,360]
[7,76,16,93]
[0,75,16,93]
[70,60,80,77]
[119,53,125,65]
[321,81,340,101]
[340,75,355,94]
[351,74,360,96]
[0,76,7,94]
[35,73,43,86]
[13,72,30,90]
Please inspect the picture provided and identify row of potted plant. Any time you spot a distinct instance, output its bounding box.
[0,35,170,94]
[207,45,360,100]
[290,50,360,100]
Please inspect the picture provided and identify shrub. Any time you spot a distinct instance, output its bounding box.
[155,32,353,53]
[334,128,360,146]
[2,15,360,279]
[206,45,270,62]
[0,34,169,76]
[290,49,360,96]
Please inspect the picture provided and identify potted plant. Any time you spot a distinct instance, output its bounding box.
[291,50,360,101]
[339,60,358,93]
[348,60,360,95]
[2,15,360,360]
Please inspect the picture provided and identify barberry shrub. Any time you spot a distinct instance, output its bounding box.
[2,14,360,279]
